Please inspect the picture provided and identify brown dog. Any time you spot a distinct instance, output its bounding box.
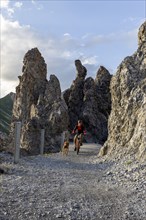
[62,141,69,156]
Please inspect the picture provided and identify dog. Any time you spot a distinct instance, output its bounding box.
[62,141,69,156]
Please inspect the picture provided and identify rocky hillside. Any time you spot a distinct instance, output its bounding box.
[100,21,146,161]
[0,92,15,134]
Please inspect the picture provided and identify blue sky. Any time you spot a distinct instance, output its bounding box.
[0,0,146,97]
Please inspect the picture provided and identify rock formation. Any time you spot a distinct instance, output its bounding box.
[10,48,69,155]
[63,61,112,143]
[83,66,112,143]
[95,66,112,117]
[99,21,146,160]
[63,60,87,130]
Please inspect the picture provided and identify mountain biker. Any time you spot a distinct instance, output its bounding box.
[72,120,85,148]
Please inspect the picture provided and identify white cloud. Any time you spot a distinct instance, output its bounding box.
[31,0,36,4]
[0,12,142,98]
[0,0,23,17]
[14,2,23,8]
[0,0,14,16]
[64,33,71,37]
[0,0,9,8]
[0,12,100,98]
[82,33,93,40]
[0,14,40,96]
[82,56,98,65]
[1,15,89,97]
[31,0,43,10]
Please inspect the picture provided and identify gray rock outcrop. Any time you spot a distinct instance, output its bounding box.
[100,21,146,160]
[83,66,112,143]
[63,61,112,143]
[63,60,87,129]
[95,66,112,117]
[10,48,69,155]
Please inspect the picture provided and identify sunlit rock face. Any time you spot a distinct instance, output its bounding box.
[11,48,69,155]
[100,22,146,161]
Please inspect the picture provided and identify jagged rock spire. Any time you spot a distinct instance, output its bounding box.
[75,59,87,79]
[10,48,69,155]
[138,21,146,46]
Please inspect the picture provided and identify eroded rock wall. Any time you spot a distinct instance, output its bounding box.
[100,21,146,160]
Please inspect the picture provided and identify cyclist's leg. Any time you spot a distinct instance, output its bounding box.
[80,133,83,145]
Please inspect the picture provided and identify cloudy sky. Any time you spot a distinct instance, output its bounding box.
[0,0,145,98]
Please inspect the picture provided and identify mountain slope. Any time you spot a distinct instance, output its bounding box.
[0,92,15,134]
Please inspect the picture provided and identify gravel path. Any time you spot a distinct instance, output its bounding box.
[0,143,146,220]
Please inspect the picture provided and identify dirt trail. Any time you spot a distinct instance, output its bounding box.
[0,143,145,220]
